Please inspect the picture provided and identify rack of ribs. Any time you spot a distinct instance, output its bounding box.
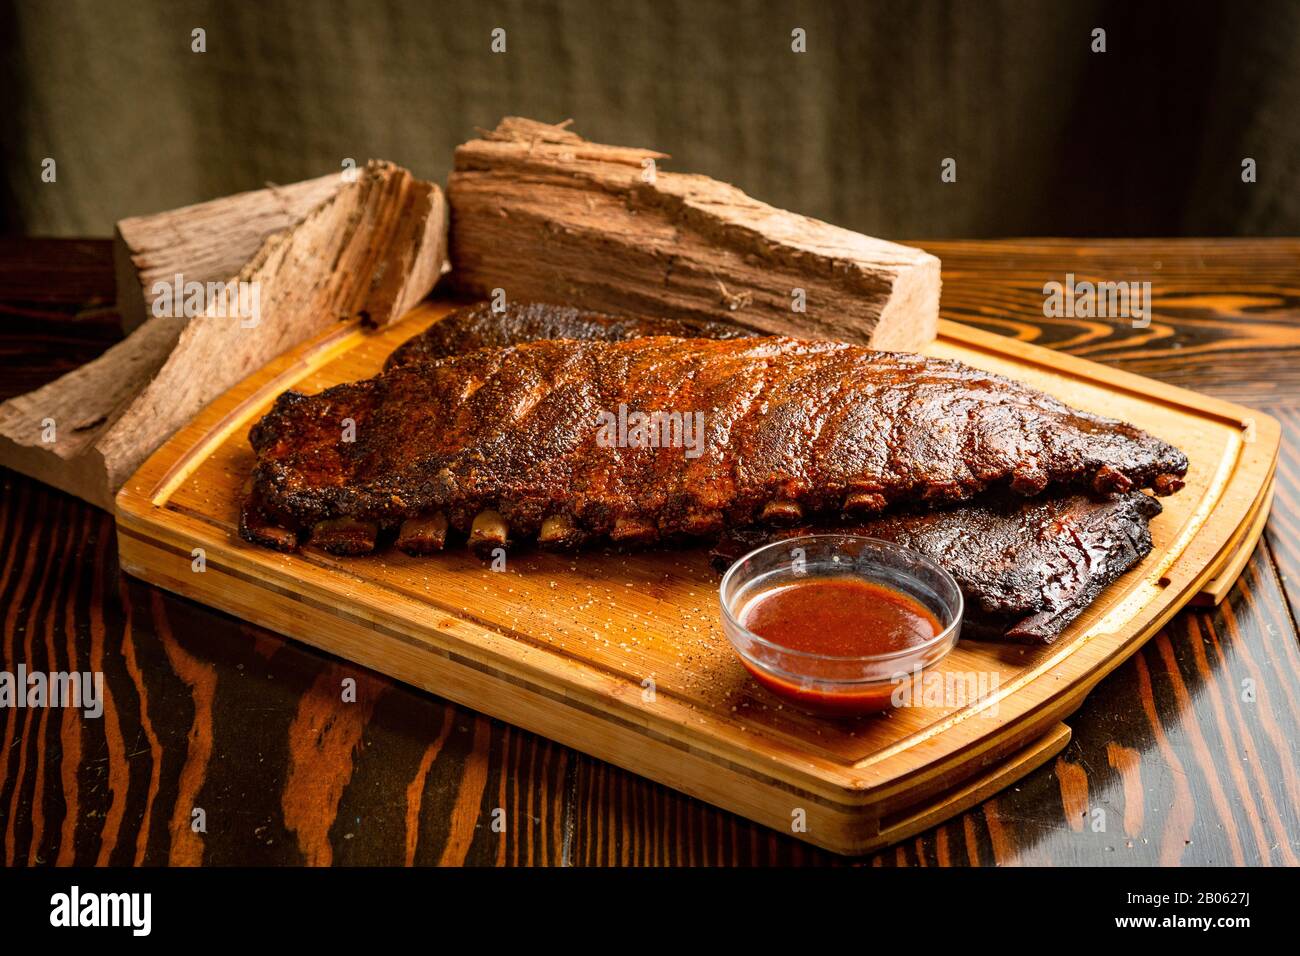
[710,491,1162,643]
[241,327,1188,560]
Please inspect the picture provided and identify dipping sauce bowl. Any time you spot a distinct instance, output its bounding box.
[718,534,964,716]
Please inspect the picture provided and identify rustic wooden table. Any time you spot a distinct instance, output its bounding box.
[1,238,1297,866]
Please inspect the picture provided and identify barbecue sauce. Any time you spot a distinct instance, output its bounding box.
[742,578,941,655]
[738,577,943,715]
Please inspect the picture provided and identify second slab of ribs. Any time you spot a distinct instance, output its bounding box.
[710,491,1162,643]
[384,300,757,370]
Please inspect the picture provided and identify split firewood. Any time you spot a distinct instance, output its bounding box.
[114,173,343,333]
[447,117,940,350]
[0,161,447,511]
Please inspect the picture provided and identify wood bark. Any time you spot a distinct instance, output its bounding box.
[113,173,343,333]
[0,161,447,511]
[448,117,940,350]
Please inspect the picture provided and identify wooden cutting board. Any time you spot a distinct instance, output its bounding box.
[114,301,1279,855]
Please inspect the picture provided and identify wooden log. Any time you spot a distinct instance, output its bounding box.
[0,161,447,511]
[114,173,343,333]
[448,117,940,350]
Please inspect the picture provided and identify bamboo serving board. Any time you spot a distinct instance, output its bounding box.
[115,302,1280,855]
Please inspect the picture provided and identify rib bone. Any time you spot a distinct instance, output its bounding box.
[844,492,887,514]
[311,517,378,555]
[238,496,299,552]
[538,514,583,549]
[396,513,449,555]
[760,500,803,525]
[611,516,659,546]
[468,510,509,556]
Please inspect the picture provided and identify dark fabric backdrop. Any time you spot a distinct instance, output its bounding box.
[3,0,1298,238]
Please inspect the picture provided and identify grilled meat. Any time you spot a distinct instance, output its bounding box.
[243,334,1187,556]
[711,492,1162,643]
[385,301,756,371]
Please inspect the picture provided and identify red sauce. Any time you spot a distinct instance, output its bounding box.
[738,577,943,716]
[742,578,941,656]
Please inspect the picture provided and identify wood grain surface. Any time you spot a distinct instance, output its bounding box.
[1,237,1297,866]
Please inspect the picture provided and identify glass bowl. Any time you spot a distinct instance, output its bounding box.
[718,534,964,716]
